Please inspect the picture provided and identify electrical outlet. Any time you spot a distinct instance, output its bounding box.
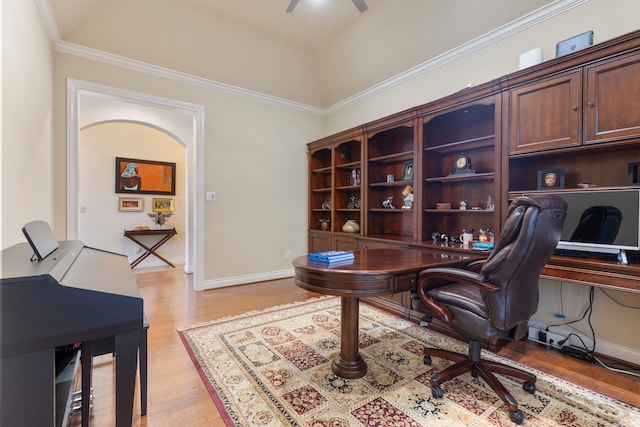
[285,250,292,259]
[206,192,216,201]
[538,330,567,349]
[528,322,568,349]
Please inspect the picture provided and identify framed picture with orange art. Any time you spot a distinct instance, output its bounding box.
[115,157,176,195]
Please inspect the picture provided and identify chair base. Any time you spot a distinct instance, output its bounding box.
[423,341,536,425]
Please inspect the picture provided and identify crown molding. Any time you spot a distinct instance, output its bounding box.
[34,0,61,46]
[36,0,587,116]
[55,41,325,115]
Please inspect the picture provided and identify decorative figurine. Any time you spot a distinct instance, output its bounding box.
[478,228,494,243]
[459,200,468,210]
[322,198,331,210]
[486,195,495,211]
[347,196,361,209]
[401,185,414,209]
[319,219,330,230]
[148,211,173,226]
[382,196,395,209]
[342,220,360,233]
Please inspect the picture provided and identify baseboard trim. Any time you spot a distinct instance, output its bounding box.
[133,257,185,270]
[201,269,294,290]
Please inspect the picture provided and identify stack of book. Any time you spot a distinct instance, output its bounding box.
[308,250,355,264]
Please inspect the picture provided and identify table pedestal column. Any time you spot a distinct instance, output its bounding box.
[331,296,367,379]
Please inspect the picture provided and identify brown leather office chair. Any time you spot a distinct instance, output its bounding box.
[411,195,567,424]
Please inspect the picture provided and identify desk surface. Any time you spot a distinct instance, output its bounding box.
[293,247,483,297]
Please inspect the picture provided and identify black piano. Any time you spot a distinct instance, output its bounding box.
[1,237,144,427]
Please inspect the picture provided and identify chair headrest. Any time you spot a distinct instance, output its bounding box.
[510,194,567,212]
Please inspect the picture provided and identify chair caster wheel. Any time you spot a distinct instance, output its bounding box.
[431,385,443,399]
[523,381,536,394]
[423,355,432,365]
[509,409,524,424]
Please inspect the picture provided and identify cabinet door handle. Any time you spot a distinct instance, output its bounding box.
[587,101,594,107]
[571,105,578,111]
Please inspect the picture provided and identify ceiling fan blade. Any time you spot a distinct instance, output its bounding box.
[285,0,300,13]
[351,0,368,12]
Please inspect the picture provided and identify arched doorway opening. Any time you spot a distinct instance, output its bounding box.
[66,79,205,289]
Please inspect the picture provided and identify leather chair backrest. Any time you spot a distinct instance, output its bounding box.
[479,195,567,331]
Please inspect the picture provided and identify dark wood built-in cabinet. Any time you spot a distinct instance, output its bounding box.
[421,97,502,243]
[584,52,640,144]
[508,71,582,154]
[508,51,640,156]
[365,110,417,241]
[308,127,365,251]
[306,30,640,315]
[506,50,640,195]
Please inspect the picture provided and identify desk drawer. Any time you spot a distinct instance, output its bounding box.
[395,273,418,292]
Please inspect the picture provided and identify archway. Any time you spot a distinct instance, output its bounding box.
[67,79,205,289]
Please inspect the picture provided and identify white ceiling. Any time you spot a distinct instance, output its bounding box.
[51,0,385,49]
[47,0,552,107]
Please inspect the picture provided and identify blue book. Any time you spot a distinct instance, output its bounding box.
[308,250,354,263]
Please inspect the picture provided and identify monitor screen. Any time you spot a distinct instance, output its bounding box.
[550,189,640,253]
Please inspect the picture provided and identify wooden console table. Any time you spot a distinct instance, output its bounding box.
[124,228,177,268]
[292,248,482,379]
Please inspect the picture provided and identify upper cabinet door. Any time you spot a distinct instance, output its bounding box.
[509,71,582,155]
[584,53,640,145]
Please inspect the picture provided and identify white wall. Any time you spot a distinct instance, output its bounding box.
[52,52,325,286]
[79,122,186,267]
[2,0,54,247]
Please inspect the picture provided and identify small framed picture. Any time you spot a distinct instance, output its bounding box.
[152,197,174,212]
[629,162,640,184]
[537,168,565,190]
[403,162,414,181]
[118,197,144,212]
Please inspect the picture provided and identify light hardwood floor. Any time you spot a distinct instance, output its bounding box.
[69,267,639,426]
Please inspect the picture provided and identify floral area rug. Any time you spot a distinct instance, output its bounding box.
[178,296,640,426]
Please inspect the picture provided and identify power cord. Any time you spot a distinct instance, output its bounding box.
[548,286,596,354]
[593,355,640,378]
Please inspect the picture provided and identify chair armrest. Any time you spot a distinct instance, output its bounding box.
[416,267,500,323]
[467,259,486,272]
